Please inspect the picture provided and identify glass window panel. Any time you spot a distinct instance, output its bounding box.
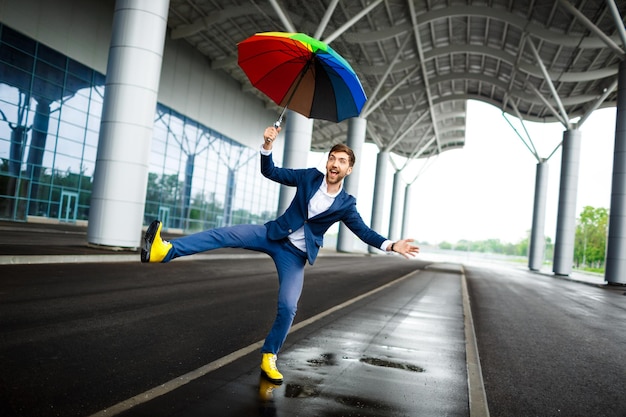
[35,58,65,85]
[67,59,92,82]
[55,136,83,159]
[32,74,63,102]
[0,45,34,86]
[93,72,105,87]
[1,25,36,54]
[84,130,98,149]
[52,152,81,173]
[58,119,86,145]
[80,160,95,178]
[86,113,101,132]
[41,148,55,168]
[65,75,92,102]
[37,43,66,70]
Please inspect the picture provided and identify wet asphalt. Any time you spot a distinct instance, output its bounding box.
[0,221,625,417]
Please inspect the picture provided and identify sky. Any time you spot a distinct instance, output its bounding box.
[310,100,616,245]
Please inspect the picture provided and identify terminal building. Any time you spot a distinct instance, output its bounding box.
[0,1,280,238]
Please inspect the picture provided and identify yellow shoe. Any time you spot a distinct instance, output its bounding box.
[141,220,172,263]
[260,353,283,384]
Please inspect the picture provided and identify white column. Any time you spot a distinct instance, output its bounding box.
[388,170,404,241]
[528,160,549,271]
[277,111,313,215]
[605,60,626,285]
[401,183,412,238]
[337,117,367,252]
[88,0,170,248]
[367,151,390,254]
[553,129,582,276]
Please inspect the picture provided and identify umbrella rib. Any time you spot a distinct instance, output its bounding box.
[276,58,314,126]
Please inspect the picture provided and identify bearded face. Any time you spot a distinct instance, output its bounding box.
[326,151,353,185]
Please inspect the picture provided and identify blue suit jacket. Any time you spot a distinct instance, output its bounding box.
[261,152,387,265]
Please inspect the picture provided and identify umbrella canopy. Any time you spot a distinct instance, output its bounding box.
[237,32,367,124]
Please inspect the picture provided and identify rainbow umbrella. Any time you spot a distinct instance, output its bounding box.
[237,32,367,126]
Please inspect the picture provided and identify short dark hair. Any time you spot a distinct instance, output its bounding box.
[329,144,356,167]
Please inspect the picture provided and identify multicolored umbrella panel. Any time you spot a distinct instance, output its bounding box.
[237,32,367,125]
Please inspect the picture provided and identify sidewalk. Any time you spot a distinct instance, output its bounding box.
[0,220,614,288]
[0,220,254,264]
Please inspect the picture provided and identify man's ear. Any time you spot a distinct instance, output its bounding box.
[346,166,353,176]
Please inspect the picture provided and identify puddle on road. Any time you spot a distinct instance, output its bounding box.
[306,352,338,366]
[278,353,423,415]
[285,382,321,398]
[305,352,425,373]
[284,382,399,415]
[360,356,425,372]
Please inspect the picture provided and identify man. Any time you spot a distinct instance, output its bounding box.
[141,125,419,384]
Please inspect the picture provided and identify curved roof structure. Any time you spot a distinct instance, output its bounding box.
[167,0,626,159]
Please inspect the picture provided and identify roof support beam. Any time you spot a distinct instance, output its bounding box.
[268,0,297,32]
[313,0,339,40]
[607,0,626,50]
[366,125,385,148]
[527,83,567,126]
[505,98,540,161]
[408,0,441,153]
[385,111,430,152]
[557,0,625,58]
[361,67,420,118]
[322,0,384,44]
[527,38,571,129]
[576,79,618,127]
[360,33,413,116]
[409,135,436,161]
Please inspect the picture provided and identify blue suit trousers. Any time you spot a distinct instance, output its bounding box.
[163,224,307,354]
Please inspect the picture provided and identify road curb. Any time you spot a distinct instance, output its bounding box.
[461,265,491,417]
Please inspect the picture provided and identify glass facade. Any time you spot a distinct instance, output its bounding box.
[0,24,279,231]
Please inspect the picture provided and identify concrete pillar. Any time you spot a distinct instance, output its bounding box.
[367,150,390,254]
[277,111,313,215]
[401,183,412,238]
[388,170,404,241]
[337,117,367,252]
[528,160,549,271]
[605,60,626,285]
[553,129,582,276]
[88,0,170,248]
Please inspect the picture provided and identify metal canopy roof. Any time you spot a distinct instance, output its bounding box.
[166,0,626,159]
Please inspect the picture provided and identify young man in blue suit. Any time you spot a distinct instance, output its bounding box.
[141,125,420,384]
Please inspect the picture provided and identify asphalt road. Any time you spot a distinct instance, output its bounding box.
[1,227,625,417]
[0,255,426,417]
[466,264,626,417]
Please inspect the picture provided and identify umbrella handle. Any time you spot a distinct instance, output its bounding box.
[274,105,288,128]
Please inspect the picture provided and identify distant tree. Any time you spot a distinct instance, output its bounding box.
[438,241,453,250]
[574,206,608,268]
